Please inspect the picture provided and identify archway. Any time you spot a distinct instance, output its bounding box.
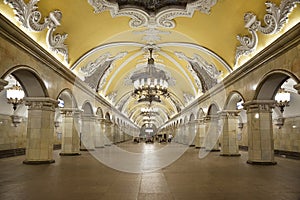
[245,70,300,164]
[80,101,95,151]
[1,67,56,164]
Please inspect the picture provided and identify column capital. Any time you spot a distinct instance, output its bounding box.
[243,100,276,112]
[0,79,8,92]
[294,83,300,94]
[218,110,240,117]
[60,108,83,116]
[24,97,58,111]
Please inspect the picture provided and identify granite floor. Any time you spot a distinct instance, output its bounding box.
[0,142,300,200]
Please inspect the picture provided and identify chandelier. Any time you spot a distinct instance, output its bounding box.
[131,48,169,103]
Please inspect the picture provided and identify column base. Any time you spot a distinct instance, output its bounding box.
[59,152,81,156]
[247,160,277,165]
[23,159,55,165]
[220,153,241,157]
[206,149,220,152]
[80,148,95,151]
[189,144,195,147]
[195,147,205,149]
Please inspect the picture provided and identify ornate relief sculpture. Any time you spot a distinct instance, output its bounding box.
[4,0,69,63]
[80,52,127,91]
[175,52,222,92]
[87,0,217,28]
[235,0,300,65]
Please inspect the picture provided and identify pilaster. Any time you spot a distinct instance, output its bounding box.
[59,108,81,156]
[205,115,220,151]
[195,119,206,149]
[219,110,241,156]
[244,100,277,165]
[23,97,58,164]
[80,114,95,151]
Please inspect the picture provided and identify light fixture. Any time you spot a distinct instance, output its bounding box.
[131,48,169,103]
[275,88,290,113]
[6,83,25,111]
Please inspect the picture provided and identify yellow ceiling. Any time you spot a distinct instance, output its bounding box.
[1,0,299,127]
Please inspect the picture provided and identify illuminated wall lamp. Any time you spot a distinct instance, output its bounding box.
[275,88,290,113]
[6,84,25,127]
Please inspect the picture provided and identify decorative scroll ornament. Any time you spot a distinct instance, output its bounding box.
[4,0,69,63]
[175,52,222,92]
[87,0,217,28]
[235,0,300,65]
[183,92,195,105]
[80,52,127,91]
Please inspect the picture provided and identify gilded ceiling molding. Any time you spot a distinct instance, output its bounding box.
[87,0,217,28]
[4,0,69,63]
[235,0,300,65]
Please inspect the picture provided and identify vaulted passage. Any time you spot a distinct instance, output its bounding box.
[0,1,300,199]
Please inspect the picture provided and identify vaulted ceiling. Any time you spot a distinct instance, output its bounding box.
[1,0,299,128]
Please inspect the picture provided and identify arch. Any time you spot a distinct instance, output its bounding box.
[197,108,205,119]
[82,101,94,116]
[207,103,220,116]
[189,113,195,122]
[57,88,78,108]
[224,91,245,110]
[254,70,300,100]
[105,112,111,122]
[184,116,189,124]
[2,66,48,97]
[96,107,104,118]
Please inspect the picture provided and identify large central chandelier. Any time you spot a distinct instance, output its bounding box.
[131,48,169,103]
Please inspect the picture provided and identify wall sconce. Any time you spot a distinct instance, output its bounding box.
[6,84,25,127]
[274,117,285,129]
[275,88,290,113]
[6,84,25,111]
[238,122,243,129]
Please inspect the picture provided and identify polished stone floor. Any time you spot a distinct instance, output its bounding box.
[0,142,300,200]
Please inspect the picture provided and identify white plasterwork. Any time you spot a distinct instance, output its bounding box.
[235,0,300,66]
[4,0,69,63]
[87,0,217,28]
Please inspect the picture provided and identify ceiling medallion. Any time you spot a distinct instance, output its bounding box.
[87,0,217,28]
[4,0,69,63]
[235,0,300,66]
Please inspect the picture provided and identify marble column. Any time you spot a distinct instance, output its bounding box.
[195,119,206,149]
[95,118,105,148]
[219,110,241,156]
[59,108,81,156]
[205,115,220,151]
[0,79,8,92]
[188,121,197,146]
[104,121,112,146]
[244,100,277,165]
[80,115,95,151]
[23,97,58,164]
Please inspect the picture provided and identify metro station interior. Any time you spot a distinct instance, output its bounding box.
[0,0,300,199]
